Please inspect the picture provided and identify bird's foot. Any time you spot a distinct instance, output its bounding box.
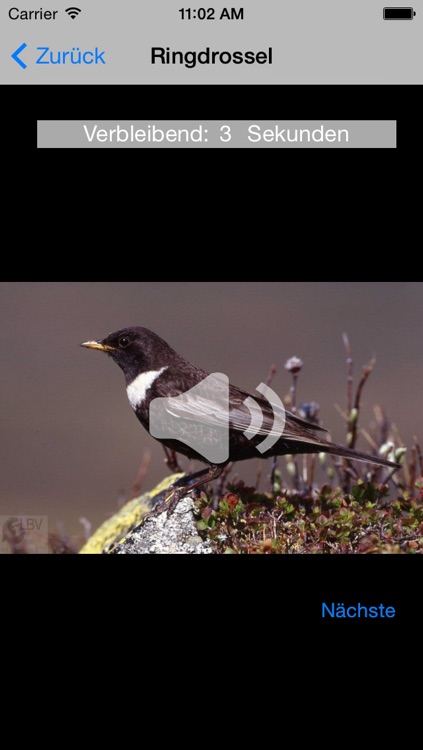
[144,486,192,521]
[143,465,224,522]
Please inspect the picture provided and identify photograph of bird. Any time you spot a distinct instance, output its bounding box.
[81,327,400,515]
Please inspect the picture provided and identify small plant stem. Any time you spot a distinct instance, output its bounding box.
[343,333,353,417]
[216,462,234,499]
[256,363,277,491]
[308,454,316,490]
[130,450,152,499]
[350,357,376,450]
[414,438,423,476]
[408,447,416,494]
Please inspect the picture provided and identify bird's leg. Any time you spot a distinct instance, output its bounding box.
[174,467,210,488]
[162,446,182,473]
[145,465,224,519]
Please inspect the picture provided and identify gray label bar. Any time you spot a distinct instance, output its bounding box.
[37,120,396,148]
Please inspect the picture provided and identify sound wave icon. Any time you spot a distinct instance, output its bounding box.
[66,7,82,19]
[243,383,286,454]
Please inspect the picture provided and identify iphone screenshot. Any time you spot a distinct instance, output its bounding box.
[1,4,421,627]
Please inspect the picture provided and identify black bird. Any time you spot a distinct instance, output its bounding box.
[81,327,400,514]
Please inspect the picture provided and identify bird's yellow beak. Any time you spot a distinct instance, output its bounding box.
[80,340,115,352]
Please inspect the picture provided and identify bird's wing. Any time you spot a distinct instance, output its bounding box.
[228,386,328,439]
[157,377,326,440]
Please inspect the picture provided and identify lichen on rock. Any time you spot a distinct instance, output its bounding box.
[79,474,211,554]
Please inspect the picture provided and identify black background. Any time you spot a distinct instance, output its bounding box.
[5,83,418,279]
[4,84,417,150]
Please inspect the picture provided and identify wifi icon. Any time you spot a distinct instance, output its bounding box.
[65,7,82,19]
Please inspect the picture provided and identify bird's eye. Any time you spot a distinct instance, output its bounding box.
[118,336,131,348]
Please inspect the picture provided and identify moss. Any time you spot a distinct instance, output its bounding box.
[79,473,184,554]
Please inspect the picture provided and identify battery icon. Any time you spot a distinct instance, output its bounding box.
[383,7,416,19]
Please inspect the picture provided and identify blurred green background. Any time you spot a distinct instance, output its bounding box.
[1,281,421,538]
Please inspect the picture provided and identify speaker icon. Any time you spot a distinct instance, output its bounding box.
[149,373,286,464]
[149,373,230,463]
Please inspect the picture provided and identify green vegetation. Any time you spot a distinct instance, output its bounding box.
[193,334,422,553]
[194,479,423,554]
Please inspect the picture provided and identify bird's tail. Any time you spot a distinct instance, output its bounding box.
[323,443,400,470]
